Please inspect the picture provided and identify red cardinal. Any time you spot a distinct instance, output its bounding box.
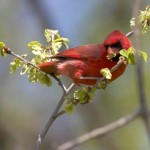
[39,30,132,85]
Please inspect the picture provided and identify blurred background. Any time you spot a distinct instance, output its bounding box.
[0,0,150,150]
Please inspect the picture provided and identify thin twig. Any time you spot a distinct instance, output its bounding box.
[126,30,134,37]
[57,110,140,150]
[133,0,150,143]
[3,46,67,92]
[50,73,67,92]
[4,46,39,69]
[35,83,76,150]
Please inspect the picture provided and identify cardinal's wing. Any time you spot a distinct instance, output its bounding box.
[51,44,104,61]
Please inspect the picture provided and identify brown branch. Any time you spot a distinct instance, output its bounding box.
[4,46,39,69]
[35,83,76,150]
[57,110,140,150]
[133,0,150,144]
[3,45,67,92]
[126,30,134,37]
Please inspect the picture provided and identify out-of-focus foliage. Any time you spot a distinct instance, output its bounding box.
[0,42,6,57]
[130,5,150,34]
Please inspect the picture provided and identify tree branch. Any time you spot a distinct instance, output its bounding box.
[4,46,39,69]
[3,45,67,92]
[133,0,150,144]
[126,30,134,37]
[57,110,140,150]
[35,83,76,150]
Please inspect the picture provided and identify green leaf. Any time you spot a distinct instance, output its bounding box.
[31,56,44,65]
[119,49,129,58]
[37,71,52,86]
[100,68,112,79]
[28,67,38,83]
[27,66,52,86]
[87,87,97,102]
[128,53,136,64]
[64,102,74,113]
[45,29,52,43]
[20,64,29,75]
[54,37,70,49]
[139,50,148,62]
[10,58,23,74]
[0,42,5,48]
[61,38,70,49]
[28,41,42,55]
[28,41,42,50]
[97,80,108,90]
[120,48,148,64]
[32,45,42,51]
[130,17,135,27]
[74,88,86,103]
[74,87,96,104]
[119,48,136,64]
[52,42,62,55]
[45,29,59,43]
[0,42,6,57]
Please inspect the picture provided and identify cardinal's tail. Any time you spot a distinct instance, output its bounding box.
[38,62,58,74]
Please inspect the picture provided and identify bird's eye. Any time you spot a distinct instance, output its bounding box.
[105,45,108,49]
[106,42,122,50]
[109,44,116,48]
